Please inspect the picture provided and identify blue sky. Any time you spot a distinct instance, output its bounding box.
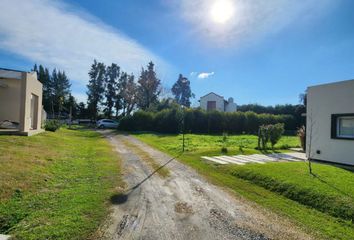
[1,0,354,106]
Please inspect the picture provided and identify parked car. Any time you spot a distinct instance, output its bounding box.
[96,119,119,129]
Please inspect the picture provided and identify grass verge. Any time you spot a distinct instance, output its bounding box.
[133,132,354,240]
[0,128,123,239]
[120,138,170,178]
[231,163,354,221]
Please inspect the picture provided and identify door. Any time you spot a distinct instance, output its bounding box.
[207,101,216,111]
[30,94,39,130]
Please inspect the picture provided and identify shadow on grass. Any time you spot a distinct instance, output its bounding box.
[311,172,351,198]
[110,152,183,205]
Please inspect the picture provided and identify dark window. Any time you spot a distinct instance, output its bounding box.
[331,113,354,140]
[207,101,216,111]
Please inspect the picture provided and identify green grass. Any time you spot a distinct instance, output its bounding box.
[0,127,123,239]
[133,132,354,240]
[231,163,354,221]
[132,132,300,156]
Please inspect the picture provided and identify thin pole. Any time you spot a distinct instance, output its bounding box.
[182,106,185,152]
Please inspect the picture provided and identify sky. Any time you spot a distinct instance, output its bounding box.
[1,0,354,106]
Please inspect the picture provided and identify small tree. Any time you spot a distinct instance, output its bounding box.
[258,123,284,150]
[269,123,285,150]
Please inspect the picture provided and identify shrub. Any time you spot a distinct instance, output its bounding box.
[118,109,295,134]
[258,123,285,150]
[44,120,61,132]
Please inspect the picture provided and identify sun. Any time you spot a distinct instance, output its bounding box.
[210,0,235,24]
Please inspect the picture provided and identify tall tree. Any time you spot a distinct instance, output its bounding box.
[87,60,106,120]
[172,74,193,107]
[122,74,137,116]
[52,69,71,117]
[104,63,120,118]
[137,62,161,110]
[118,72,128,115]
[33,64,53,113]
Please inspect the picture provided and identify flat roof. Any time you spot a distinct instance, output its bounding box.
[0,67,29,73]
[308,78,354,89]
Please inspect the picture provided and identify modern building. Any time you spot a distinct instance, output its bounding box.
[0,68,44,136]
[306,79,354,166]
[199,92,237,112]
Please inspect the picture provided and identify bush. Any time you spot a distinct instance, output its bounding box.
[118,109,295,134]
[258,123,285,150]
[44,120,61,132]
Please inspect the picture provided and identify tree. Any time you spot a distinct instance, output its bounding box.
[33,64,53,113]
[172,74,193,107]
[105,63,120,118]
[137,62,161,110]
[52,69,71,117]
[122,74,137,116]
[87,60,106,120]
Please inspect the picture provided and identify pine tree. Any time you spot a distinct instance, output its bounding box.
[87,60,106,120]
[172,74,193,107]
[51,69,71,117]
[104,63,120,118]
[137,61,161,110]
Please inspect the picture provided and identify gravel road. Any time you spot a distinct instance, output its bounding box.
[99,131,311,240]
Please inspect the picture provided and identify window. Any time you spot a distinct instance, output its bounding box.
[331,114,354,140]
[207,101,216,111]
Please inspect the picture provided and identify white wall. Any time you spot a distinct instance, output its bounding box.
[200,93,225,112]
[306,79,354,165]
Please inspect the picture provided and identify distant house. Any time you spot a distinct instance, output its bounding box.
[199,92,237,112]
[306,79,354,166]
[0,68,44,136]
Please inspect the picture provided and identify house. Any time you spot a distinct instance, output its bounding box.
[0,68,44,136]
[306,79,354,166]
[199,92,237,112]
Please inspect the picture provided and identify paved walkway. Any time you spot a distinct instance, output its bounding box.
[202,152,306,165]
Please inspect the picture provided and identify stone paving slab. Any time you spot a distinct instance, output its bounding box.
[201,152,306,165]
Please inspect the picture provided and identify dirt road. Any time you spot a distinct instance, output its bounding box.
[99,131,311,240]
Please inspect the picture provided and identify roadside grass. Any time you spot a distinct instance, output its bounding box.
[231,163,354,222]
[120,138,170,178]
[0,128,123,239]
[133,132,354,240]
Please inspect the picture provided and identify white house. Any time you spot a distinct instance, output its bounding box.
[306,79,354,166]
[199,92,237,112]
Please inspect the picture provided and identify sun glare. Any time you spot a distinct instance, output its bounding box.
[210,0,235,24]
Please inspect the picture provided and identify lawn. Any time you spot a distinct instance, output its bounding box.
[0,127,123,239]
[134,132,354,240]
[132,132,300,156]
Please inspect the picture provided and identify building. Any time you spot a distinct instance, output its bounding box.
[199,92,237,112]
[0,68,44,136]
[306,79,354,166]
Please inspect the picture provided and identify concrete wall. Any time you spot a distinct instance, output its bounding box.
[306,79,354,165]
[19,72,43,133]
[200,93,225,112]
[0,78,21,123]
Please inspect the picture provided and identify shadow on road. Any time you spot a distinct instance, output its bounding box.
[110,152,183,205]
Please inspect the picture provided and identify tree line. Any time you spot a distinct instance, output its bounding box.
[32,64,73,118]
[85,60,193,120]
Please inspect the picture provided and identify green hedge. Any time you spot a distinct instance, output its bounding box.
[119,109,296,134]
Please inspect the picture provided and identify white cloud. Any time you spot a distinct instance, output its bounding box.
[0,0,171,85]
[197,72,214,79]
[175,0,335,47]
